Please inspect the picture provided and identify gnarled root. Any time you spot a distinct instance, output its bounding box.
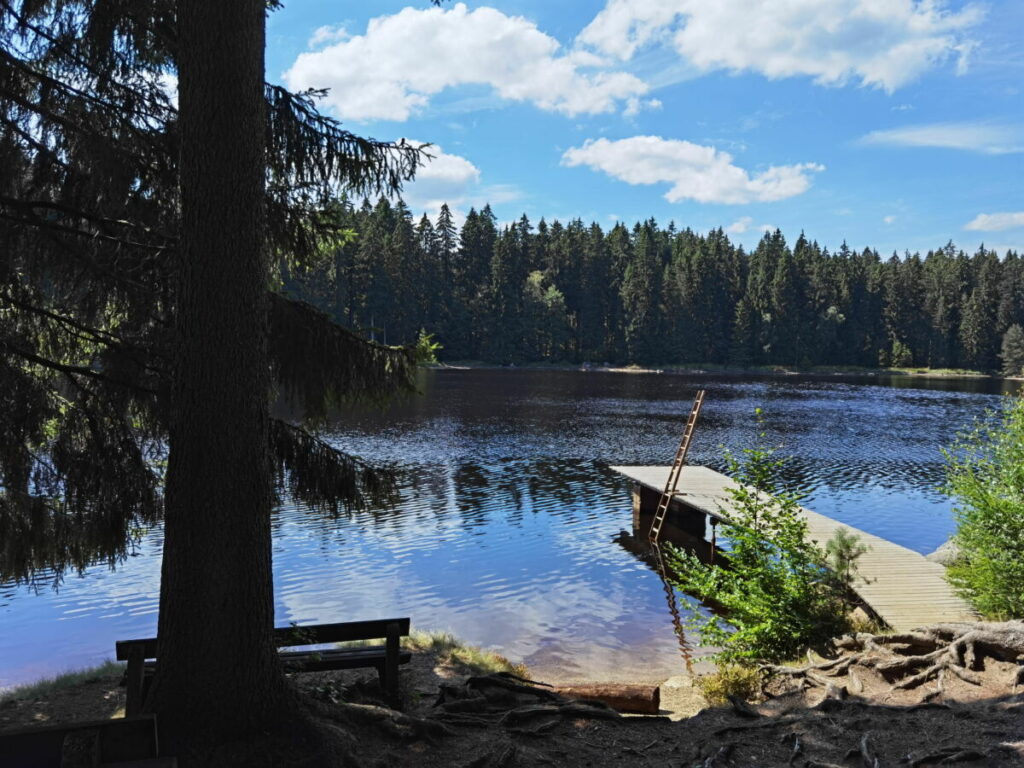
[768,621,1024,697]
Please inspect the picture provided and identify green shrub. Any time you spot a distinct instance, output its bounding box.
[944,395,1024,619]
[824,526,869,610]
[414,328,442,364]
[695,664,762,705]
[667,410,856,663]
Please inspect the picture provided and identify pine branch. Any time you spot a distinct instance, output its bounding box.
[0,339,158,395]
[268,292,417,417]
[265,85,430,199]
[270,418,400,514]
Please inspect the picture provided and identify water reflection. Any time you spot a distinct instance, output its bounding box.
[0,370,1016,688]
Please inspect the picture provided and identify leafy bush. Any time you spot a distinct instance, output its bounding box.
[944,395,1024,619]
[667,412,856,663]
[414,328,442,363]
[695,664,762,705]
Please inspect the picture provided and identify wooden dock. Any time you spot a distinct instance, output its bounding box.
[611,465,977,632]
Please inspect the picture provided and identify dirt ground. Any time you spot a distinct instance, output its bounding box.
[3,625,1023,767]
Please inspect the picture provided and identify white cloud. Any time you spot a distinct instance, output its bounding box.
[285,3,652,122]
[398,143,521,222]
[577,0,680,61]
[307,25,349,48]
[985,243,1024,256]
[561,136,823,205]
[964,212,1024,232]
[883,215,897,224]
[859,122,1023,154]
[577,0,983,92]
[726,216,753,234]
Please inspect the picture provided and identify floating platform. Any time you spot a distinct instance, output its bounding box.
[611,465,977,632]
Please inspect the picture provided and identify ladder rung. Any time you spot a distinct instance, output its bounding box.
[649,389,705,543]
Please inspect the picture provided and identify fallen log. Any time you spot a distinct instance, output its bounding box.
[552,684,660,714]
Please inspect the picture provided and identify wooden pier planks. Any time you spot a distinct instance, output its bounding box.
[611,465,977,632]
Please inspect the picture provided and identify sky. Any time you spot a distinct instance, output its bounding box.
[266,0,1023,255]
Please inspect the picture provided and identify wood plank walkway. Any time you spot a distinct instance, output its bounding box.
[611,465,977,632]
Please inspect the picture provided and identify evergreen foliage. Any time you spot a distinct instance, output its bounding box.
[944,396,1024,619]
[1000,325,1024,377]
[290,203,1021,371]
[666,413,856,663]
[0,1,426,584]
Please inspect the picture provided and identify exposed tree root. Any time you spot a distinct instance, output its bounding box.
[765,621,1024,695]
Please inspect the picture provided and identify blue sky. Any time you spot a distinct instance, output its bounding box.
[266,0,1023,255]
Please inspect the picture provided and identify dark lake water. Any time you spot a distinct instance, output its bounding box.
[1,370,1018,689]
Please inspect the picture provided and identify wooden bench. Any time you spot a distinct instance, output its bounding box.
[0,713,164,768]
[116,618,411,716]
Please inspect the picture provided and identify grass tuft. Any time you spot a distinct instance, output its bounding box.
[405,630,528,677]
[329,629,528,677]
[0,660,124,705]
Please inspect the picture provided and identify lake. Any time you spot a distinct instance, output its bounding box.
[0,370,1018,689]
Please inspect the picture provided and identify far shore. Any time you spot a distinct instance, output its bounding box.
[427,360,1021,382]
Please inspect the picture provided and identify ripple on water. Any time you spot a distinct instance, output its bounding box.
[0,370,1014,688]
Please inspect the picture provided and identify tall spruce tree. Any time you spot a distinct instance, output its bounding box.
[0,0,429,754]
[1001,325,1024,377]
[620,222,661,364]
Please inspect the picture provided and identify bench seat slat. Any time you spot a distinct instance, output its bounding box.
[116,618,411,661]
[281,648,412,673]
[126,647,413,675]
[116,617,411,711]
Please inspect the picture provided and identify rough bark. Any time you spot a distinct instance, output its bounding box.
[150,0,286,751]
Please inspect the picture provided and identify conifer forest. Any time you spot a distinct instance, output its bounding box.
[287,199,1023,372]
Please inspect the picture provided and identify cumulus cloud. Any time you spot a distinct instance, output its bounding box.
[284,3,652,122]
[577,0,680,61]
[561,136,823,205]
[577,0,983,92]
[726,216,753,234]
[964,212,1024,232]
[883,215,897,224]
[859,122,1023,154]
[398,143,521,221]
[307,25,349,48]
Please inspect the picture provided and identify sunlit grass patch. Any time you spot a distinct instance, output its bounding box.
[405,630,528,677]
[327,628,527,677]
[0,660,124,705]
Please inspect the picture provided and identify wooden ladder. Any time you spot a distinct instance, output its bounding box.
[648,389,706,544]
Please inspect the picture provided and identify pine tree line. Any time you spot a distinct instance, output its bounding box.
[286,198,1024,372]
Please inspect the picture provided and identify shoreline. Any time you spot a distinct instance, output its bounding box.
[427,361,1019,382]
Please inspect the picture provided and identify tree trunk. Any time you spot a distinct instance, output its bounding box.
[151,0,285,748]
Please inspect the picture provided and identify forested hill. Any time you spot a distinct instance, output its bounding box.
[285,198,1024,373]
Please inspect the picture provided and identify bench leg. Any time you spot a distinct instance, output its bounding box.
[125,648,145,718]
[384,621,400,708]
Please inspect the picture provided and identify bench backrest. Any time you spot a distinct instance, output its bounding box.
[115,617,411,661]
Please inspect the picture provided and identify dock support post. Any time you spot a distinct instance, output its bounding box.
[632,484,642,533]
